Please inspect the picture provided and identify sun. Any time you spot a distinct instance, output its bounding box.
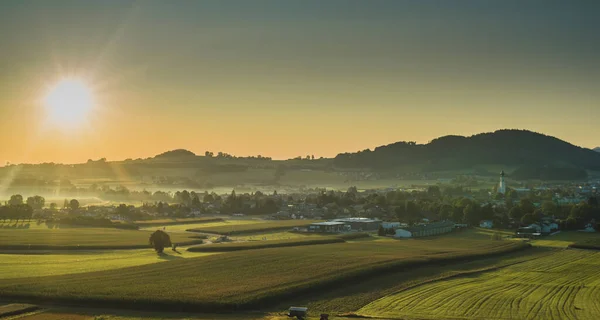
[44,78,95,127]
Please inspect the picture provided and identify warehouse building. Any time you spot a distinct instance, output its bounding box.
[332,217,382,231]
[394,221,455,238]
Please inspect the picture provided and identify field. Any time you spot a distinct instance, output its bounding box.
[186,235,367,252]
[358,249,600,320]
[0,250,214,279]
[0,239,526,312]
[139,219,263,233]
[133,217,223,227]
[187,220,323,235]
[0,222,202,249]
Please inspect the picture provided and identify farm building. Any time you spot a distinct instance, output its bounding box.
[308,221,350,233]
[381,221,401,229]
[479,220,494,229]
[394,221,455,238]
[332,217,381,231]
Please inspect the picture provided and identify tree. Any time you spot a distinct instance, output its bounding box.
[49,203,58,211]
[463,204,479,225]
[541,201,558,217]
[377,225,385,236]
[8,194,23,206]
[519,198,535,215]
[509,207,524,221]
[149,230,172,253]
[588,197,599,208]
[116,204,130,217]
[427,186,441,198]
[26,195,45,210]
[521,213,535,226]
[69,199,80,212]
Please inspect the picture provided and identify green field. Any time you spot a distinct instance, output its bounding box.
[187,220,323,235]
[358,249,600,320]
[140,219,263,233]
[0,250,214,279]
[133,217,223,227]
[0,222,201,249]
[0,238,525,311]
[187,236,349,252]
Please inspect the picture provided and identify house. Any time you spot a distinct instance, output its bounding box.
[308,221,350,233]
[582,222,597,232]
[479,220,494,229]
[394,221,455,238]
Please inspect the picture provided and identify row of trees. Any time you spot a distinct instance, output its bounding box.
[0,204,33,223]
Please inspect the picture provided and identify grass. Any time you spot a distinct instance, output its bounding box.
[140,220,262,233]
[0,238,526,312]
[357,249,600,320]
[0,250,215,280]
[133,218,223,227]
[231,231,327,241]
[187,220,323,235]
[284,247,555,315]
[568,235,600,250]
[187,236,357,252]
[0,222,202,249]
[532,231,600,248]
[0,304,39,318]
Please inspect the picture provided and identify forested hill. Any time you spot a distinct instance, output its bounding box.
[334,130,600,171]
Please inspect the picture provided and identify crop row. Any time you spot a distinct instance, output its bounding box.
[0,239,527,312]
[358,249,600,320]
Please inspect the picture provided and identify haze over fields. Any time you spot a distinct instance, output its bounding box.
[1,2,600,320]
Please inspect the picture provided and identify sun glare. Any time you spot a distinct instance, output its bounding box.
[44,78,95,127]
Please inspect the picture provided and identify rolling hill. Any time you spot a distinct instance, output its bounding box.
[334,129,600,174]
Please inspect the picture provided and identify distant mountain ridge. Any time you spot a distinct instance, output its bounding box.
[594,147,600,153]
[334,129,600,172]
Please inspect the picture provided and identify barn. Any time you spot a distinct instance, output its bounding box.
[394,221,454,238]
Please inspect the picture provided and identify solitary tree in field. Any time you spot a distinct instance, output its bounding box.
[149,230,172,253]
[69,199,80,212]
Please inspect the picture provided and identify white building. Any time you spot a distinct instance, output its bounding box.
[479,220,494,229]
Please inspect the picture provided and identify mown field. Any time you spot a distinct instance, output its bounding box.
[0,250,214,279]
[0,238,526,311]
[133,217,223,227]
[187,233,368,252]
[140,219,263,233]
[187,220,323,235]
[358,249,600,320]
[0,223,202,249]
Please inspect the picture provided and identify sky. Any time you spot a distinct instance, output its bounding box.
[0,0,599,164]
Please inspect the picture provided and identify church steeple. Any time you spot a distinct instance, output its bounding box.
[498,170,506,194]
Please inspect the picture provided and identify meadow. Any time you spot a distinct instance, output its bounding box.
[133,217,223,227]
[186,234,369,252]
[186,220,323,235]
[358,249,600,320]
[0,222,202,249]
[0,250,214,280]
[0,238,526,312]
[140,219,263,233]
